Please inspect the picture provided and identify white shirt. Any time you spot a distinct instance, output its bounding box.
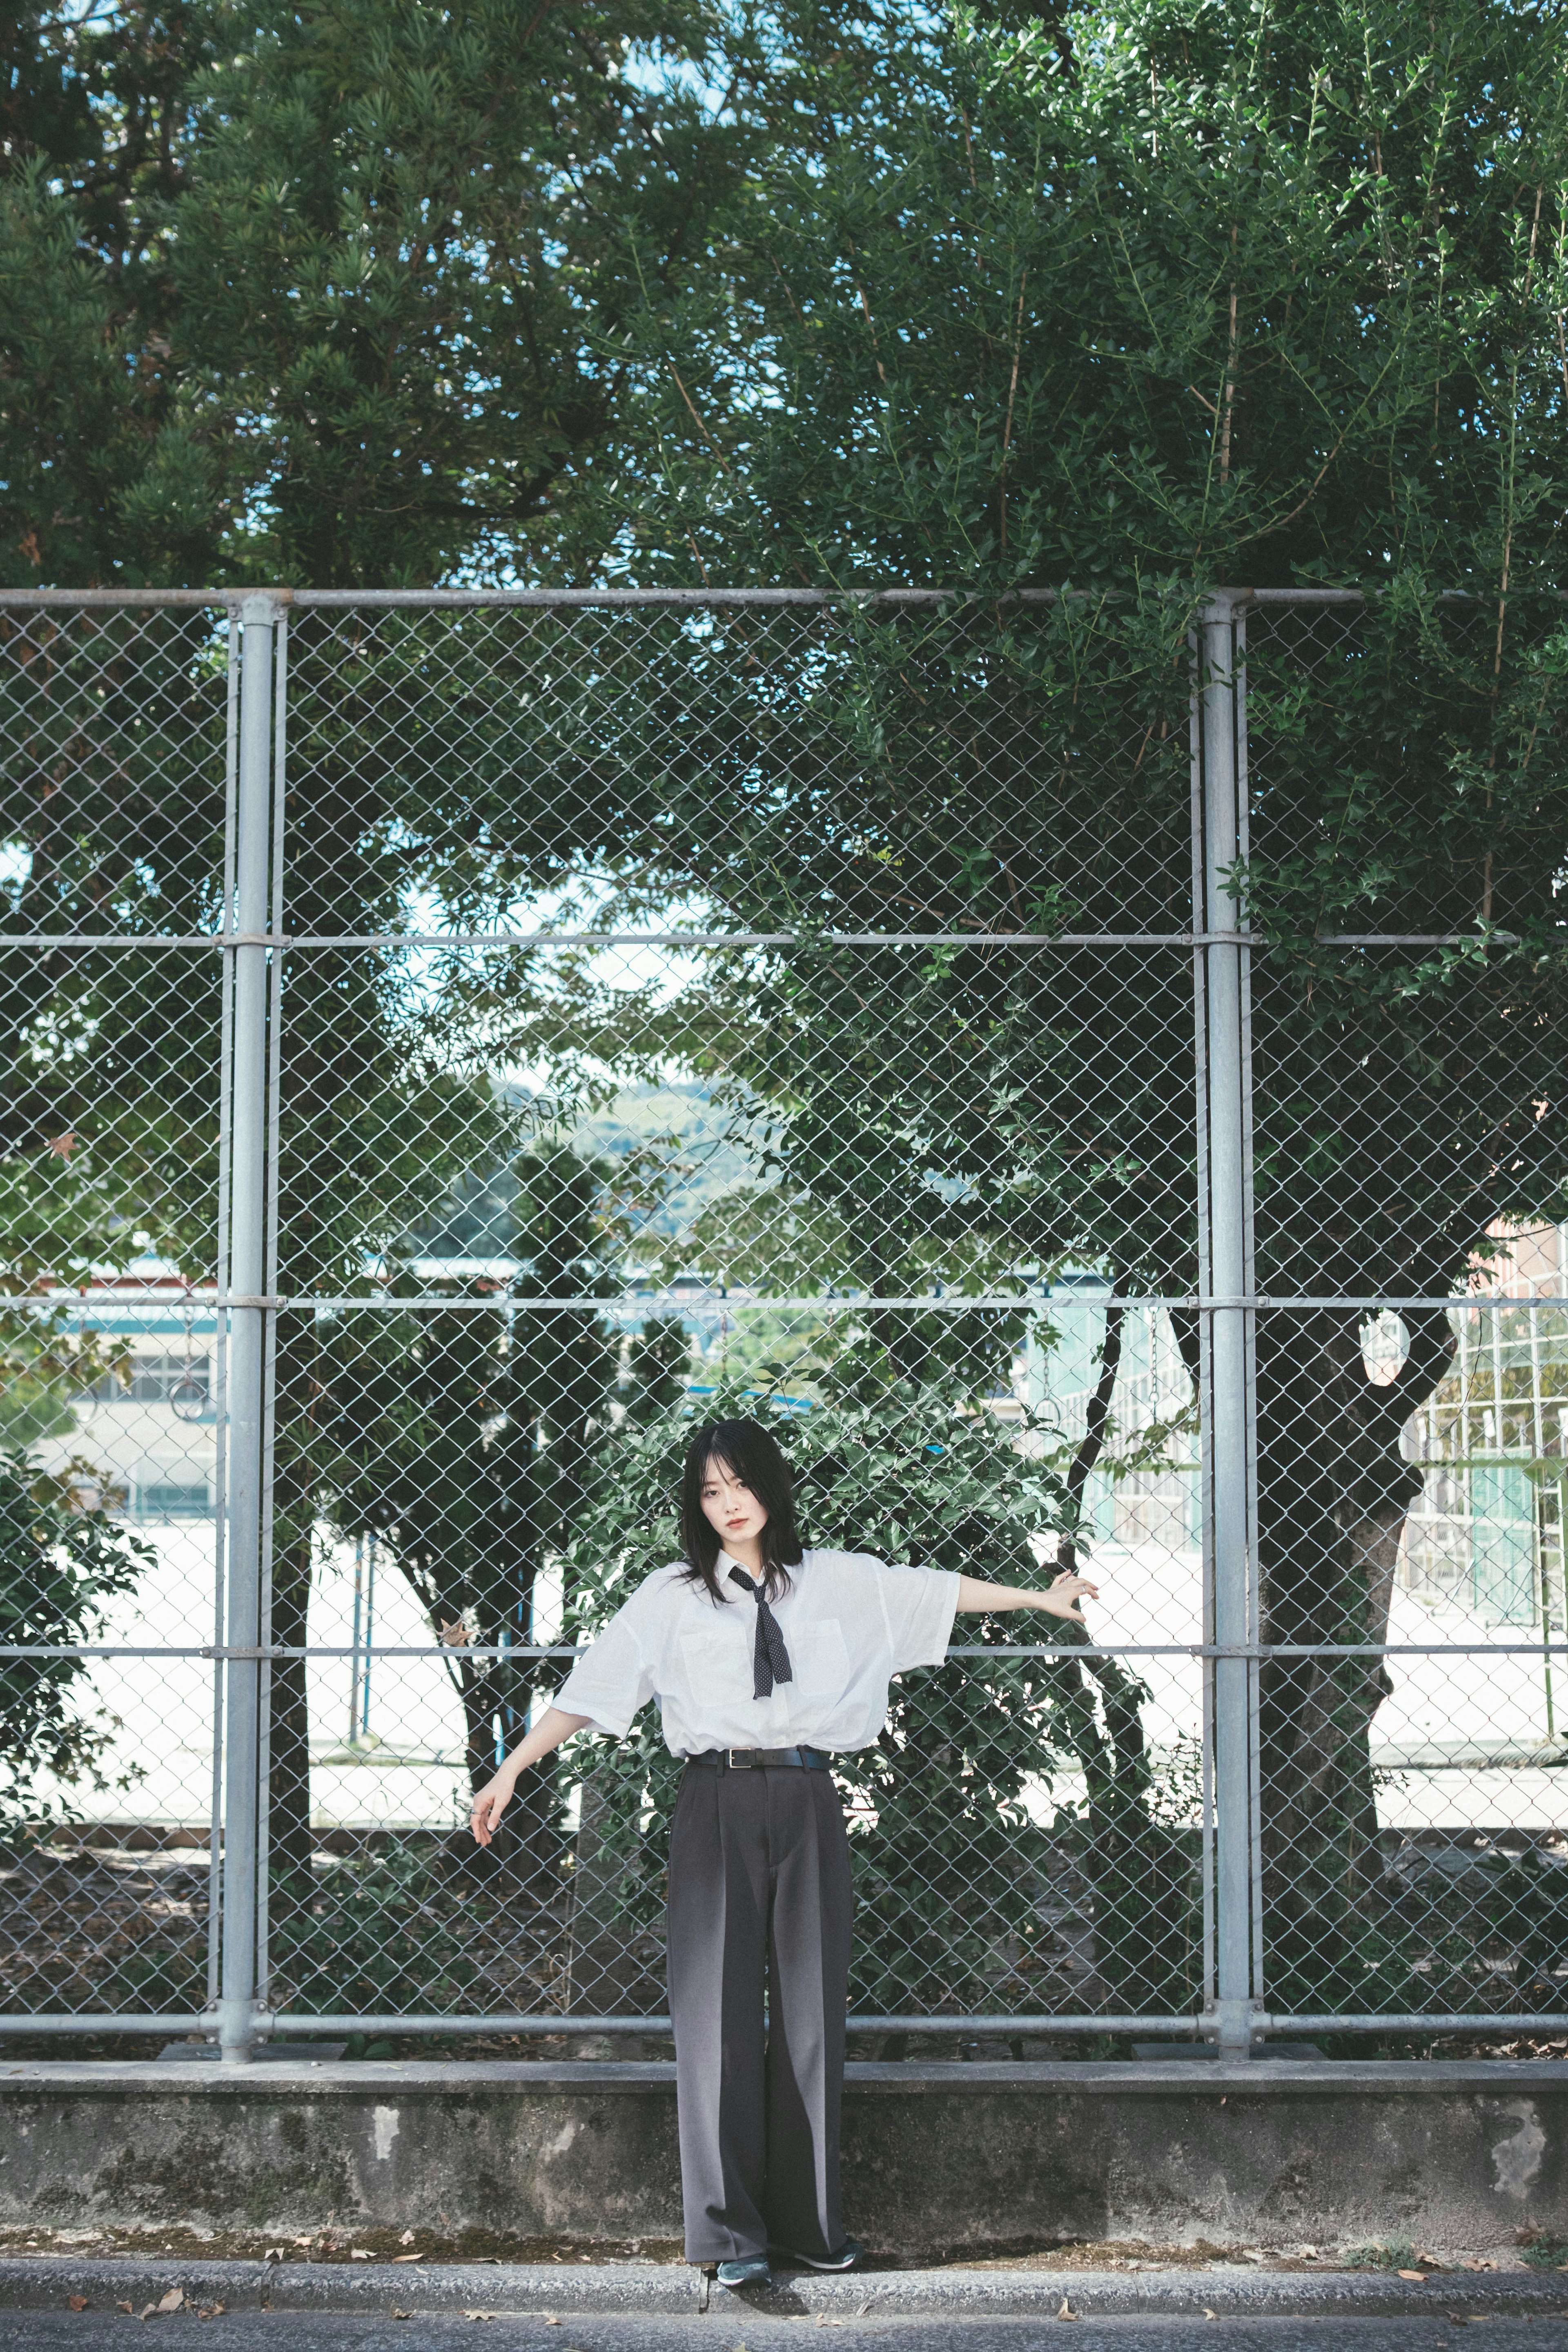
[555,1548,960,1757]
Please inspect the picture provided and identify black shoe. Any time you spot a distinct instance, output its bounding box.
[715,2254,773,2289]
[774,2236,863,2272]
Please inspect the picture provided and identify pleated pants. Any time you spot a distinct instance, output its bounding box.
[666,1761,853,2264]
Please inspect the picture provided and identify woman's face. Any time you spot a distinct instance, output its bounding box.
[699,1453,769,1553]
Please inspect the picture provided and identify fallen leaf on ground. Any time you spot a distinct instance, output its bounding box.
[1057,2299,1079,2322]
[351,2250,370,2261]
[67,2297,87,2312]
[196,2308,225,2323]
[399,2230,416,2246]
[138,2307,156,2324]
[116,2303,133,2316]
[1461,2259,1497,2272]
[1203,2311,1217,2323]
[392,2313,412,2323]
[814,2317,843,2329]
[393,2252,423,2262]
[1399,2270,1425,2281]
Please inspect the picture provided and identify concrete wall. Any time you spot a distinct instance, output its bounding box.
[0,2060,1563,2253]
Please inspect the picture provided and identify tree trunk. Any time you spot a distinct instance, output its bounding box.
[1254,1304,1455,1998]
[1051,1279,1200,2012]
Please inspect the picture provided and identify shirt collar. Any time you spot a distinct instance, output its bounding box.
[715,1550,808,1585]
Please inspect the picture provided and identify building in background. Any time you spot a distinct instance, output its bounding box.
[1400,1223,1568,1626]
[1032,1230,1568,1631]
[49,1263,218,1523]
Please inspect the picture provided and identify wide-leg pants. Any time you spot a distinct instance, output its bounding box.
[666,1761,853,2264]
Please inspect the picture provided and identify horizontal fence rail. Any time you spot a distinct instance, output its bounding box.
[1,584,1564,2058]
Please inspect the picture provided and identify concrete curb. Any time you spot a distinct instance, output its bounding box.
[2,2065,1564,2249]
[0,2260,1565,2319]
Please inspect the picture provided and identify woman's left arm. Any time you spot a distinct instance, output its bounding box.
[956,1571,1098,1625]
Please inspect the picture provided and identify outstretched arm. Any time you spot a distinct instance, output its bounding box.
[470,1707,592,1845]
[956,1572,1098,1625]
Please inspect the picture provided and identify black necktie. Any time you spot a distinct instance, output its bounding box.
[728,1566,793,1699]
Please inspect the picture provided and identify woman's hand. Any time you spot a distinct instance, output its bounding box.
[470,1769,518,1847]
[468,1708,592,1844]
[1039,1570,1098,1625]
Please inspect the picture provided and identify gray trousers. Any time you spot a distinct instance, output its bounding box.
[666,1761,853,2263]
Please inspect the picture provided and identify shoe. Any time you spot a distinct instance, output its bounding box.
[715,2254,773,2290]
[773,2236,863,2272]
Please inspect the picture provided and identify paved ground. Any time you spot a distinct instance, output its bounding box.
[0,2315,1565,2348]
[3,2262,1564,2349]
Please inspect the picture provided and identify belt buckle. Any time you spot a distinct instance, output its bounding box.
[727,1748,755,1770]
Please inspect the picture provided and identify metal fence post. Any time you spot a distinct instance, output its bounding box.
[218,591,281,2063]
[1198,591,1258,2058]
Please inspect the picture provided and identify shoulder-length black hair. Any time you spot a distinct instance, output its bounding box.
[678,1418,803,1604]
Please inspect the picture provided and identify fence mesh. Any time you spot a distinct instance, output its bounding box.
[0,586,1563,2047]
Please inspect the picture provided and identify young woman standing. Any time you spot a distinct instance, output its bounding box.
[470,1417,1097,2288]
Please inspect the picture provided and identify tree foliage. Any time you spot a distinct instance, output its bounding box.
[575,0,1568,1996]
[0,1449,151,1835]
[0,0,741,587]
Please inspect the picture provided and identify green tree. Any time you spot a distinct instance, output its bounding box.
[0,0,746,1907]
[561,0,1568,2004]
[0,1449,152,1841]
[314,1149,620,1901]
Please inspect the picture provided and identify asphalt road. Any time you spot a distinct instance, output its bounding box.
[1,2315,1565,2349]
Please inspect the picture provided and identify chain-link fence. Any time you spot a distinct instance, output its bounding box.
[1,584,1564,2057]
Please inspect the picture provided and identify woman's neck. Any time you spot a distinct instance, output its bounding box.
[720,1536,766,1579]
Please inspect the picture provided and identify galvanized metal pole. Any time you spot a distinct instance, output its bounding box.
[218,590,280,2063]
[1198,592,1257,2058]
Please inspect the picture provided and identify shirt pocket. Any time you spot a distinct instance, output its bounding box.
[679,1622,747,1697]
[799,1617,852,1695]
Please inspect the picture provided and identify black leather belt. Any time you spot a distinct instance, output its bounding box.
[687,1746,833,1771]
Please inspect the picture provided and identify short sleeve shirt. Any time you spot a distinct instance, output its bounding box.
[554,1548,960,1757]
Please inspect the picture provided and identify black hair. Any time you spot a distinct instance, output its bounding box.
[678,1418,802,1603]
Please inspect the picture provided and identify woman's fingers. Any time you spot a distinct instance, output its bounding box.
[470,1788,507,1845]
[1050,1575,1099,1602]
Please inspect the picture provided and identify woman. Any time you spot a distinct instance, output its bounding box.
[470,1417,1097,2288]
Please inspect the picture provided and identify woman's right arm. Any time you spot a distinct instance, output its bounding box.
[470,1707,592,1845]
